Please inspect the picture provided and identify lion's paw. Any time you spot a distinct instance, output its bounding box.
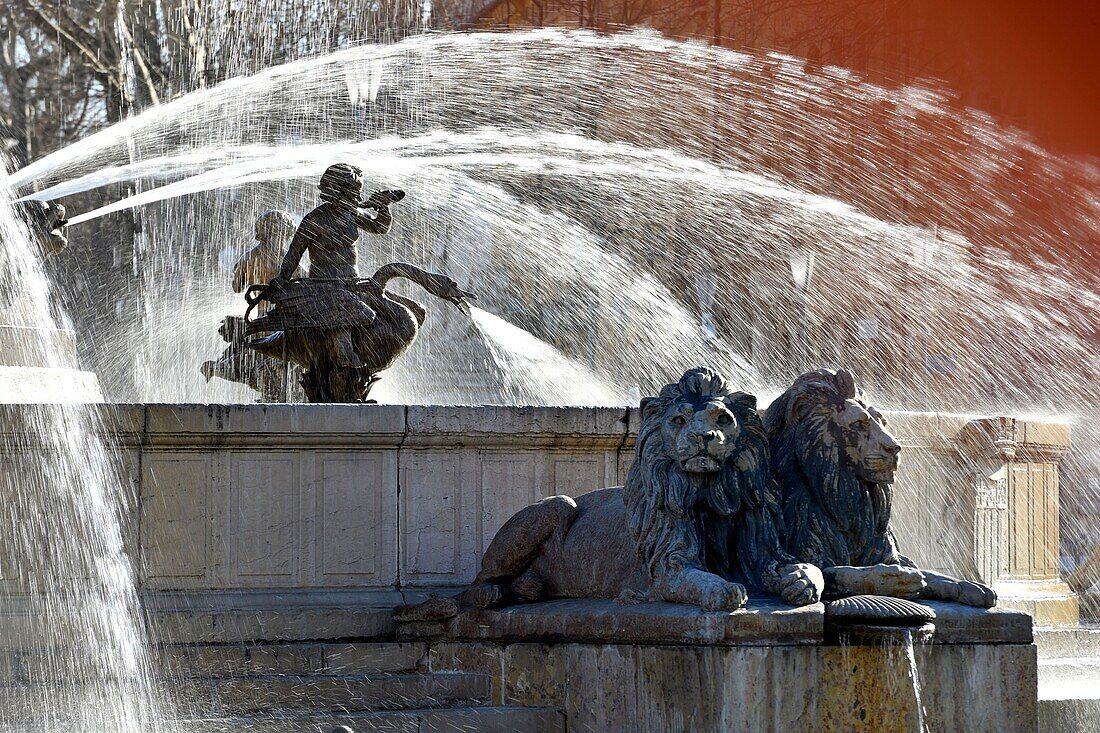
[863,564,927,597]
[465,582,504,609]
[701,581,748,611]
[509,570,544,602]
[614,588,650,606]
[778,563,824,606]
[955,580,997,608]
[393,596,459,623]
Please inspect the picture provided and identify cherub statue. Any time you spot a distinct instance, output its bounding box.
[261,163,399,369]
[201,210,303,401]
[245,164,475,402]
[231,210,303,311]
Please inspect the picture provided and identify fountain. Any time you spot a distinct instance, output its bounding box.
[0,20,1095,733]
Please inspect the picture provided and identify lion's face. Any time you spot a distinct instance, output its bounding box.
[829,399,901,484]
[661,396,742,473]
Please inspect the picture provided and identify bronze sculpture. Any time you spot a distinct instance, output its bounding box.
[16,199,68,256]
[766,368,997,607]
[202,211,303,401]
[413,368,823,617]
[245,164,475,402]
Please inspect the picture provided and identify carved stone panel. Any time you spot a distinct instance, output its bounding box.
[401,451,463,579]
[481,452,539,545]
[316,451,396,584]
[141,452,213,588]
[1008,462,1059,580]
[232,453,300,585]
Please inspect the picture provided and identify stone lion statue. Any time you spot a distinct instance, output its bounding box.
[765,368,996,607]
[445,367,823,614]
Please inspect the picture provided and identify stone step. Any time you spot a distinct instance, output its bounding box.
[1037,657,1100,702]
[210,672,492,715]
[174,707,565,733]
[0,672,491,718]
[160,642,426,678]
[148,607,396,644]
[1039,698,1100,733]
[1035,627,1100,659]
[0,642,427,683]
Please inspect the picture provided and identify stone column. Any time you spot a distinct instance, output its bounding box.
[956,417,1077,625]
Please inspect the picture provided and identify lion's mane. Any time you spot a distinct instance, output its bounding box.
[623,367,792,593]
[764,368,902,568]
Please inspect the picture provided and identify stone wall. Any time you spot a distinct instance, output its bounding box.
[0,403,1073,621]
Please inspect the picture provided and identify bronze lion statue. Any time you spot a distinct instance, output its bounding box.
[765,368,996,607]
[445,367,823,613]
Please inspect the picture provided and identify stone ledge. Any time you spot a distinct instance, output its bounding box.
[920,601,1033,644]
[445,598,825,647]
[415,597,1033,648]
[147,607,396,644]
[405,405,630,448]
[142,403,407,446]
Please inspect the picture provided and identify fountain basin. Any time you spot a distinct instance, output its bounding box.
[0,401,1062,730]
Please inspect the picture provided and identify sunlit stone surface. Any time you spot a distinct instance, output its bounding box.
[0,326,102,402]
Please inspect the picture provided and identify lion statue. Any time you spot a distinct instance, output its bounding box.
[765,368,996,608]
[418,367,823,616]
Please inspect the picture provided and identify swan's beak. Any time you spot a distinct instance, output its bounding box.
[448,287,476,316]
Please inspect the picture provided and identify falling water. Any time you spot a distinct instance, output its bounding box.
[9,30,1097,626]
[901,630,928,733]
[8,30,1094,415]
[0,168,169,728]
[470,306,633,406]
[6,25,1096,548]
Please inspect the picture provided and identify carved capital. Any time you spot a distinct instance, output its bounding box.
[956,416,1018,464]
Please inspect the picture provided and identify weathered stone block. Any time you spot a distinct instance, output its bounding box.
[429,642,504,704]
[322,642,426,674]
[502,644,566,708]
[448,598,823,646]
[921,600,1033,644]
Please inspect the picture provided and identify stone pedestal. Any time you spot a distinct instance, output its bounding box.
[411,598,1036,733]
[822,643,924,733]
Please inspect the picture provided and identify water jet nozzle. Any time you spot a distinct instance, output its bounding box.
[15,199,68,256]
